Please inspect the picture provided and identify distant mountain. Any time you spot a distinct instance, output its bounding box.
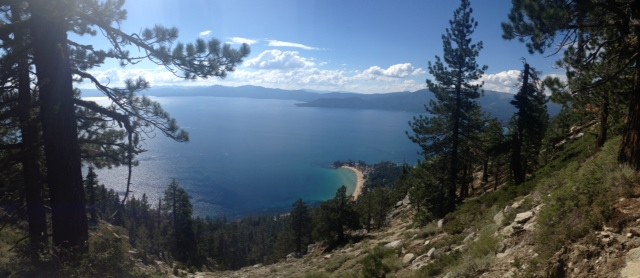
[80,85,559,123]
[296,89,559,122]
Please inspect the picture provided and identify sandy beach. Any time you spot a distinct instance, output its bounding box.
[341,166,365,200]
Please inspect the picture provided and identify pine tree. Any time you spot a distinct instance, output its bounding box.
[502,0,640,169]
[408,0,487,214]
[85,167,99,224]
[0,0,250,256]
[290,199,311,255]
[315,186,359,244]
[510,63,548,184]
[162,179,197,263]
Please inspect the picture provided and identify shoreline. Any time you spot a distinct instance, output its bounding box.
[340,166,365,201]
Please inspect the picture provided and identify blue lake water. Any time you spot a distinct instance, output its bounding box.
[91,96,421,219]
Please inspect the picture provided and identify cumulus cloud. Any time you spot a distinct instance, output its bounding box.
[227,37,258,45]
[244,50,316,70]
[362,63,425,78]
[478,70,522,93]
[267,40,319,50]
[79,50,428,94]
[199,30,212,38]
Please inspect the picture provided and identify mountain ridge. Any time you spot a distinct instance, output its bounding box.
[81,85,559,122]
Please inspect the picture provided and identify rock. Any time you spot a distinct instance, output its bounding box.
[307,243,318,254]
[511,199,525,209]
[523,221,536,232]
[494,211,505,226]
[385,240,402,249]
[426,247,436,258]
[424,239,431,246]
[286,253,295,261]
[437,219,444,229]
[463,232,475,243]
[621,247,640,278]
[501,225,514,236]
[514,211,534,224]
[395,200,404,208]
[496,252,507,259]
[402,194,411,206]
[629,228,640,238]
[323,254,332,259]
[403,253,416,264]
[501,223,524,237]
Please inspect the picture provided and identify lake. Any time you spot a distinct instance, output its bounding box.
[91,96,421,219]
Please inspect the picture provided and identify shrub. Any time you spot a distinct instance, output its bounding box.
[361,247,396,278]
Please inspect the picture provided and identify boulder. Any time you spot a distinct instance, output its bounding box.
[426,247,436,258]
[621,247,640,278]
[402,253,416,264]
[437,219,444,229]
[514,211,534,224]
[511,199,525,209]
[384,240,402,249]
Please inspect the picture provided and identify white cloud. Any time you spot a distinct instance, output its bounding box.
[227,37,258,45]
[267,40,319,50]
[478,70,522,93]
[244,50,316,70]
[199,30,212,38]
[78,52,428,94]
[362,63,425,78]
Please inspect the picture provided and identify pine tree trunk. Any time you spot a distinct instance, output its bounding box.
[597,91,610,149]
[448,81,462,213]
[481,159,489,192]
[29,0,88,252]
[619,53,640,169]
[511,134,525,184]
[13,3,48,260]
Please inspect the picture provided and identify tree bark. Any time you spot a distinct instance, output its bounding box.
[619,51,640,169]
[12,3,48,260]
[29,0,88,251]
[597,91,610,149]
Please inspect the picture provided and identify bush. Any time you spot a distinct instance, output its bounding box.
[361,247,396,278]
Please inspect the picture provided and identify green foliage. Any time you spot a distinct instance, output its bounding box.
[355,187,394,230]
[162,180,197,263]
[67,234,136,277]
[417,250,461,277]
[360,247,396,278]
[290,199,312,254]
[509,63,549,184]
[314,186,360,245]
[535,137,638,260]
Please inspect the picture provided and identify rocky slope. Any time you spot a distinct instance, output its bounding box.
[186,191,640,278]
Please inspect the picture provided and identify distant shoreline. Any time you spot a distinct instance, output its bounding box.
[340,166,365,201]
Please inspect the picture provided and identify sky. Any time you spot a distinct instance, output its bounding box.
[82,0,566,94]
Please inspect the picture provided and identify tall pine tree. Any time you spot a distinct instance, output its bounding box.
[408,0,487,214]
[290,199,311,255]
[510,63,548,185]
[0,0,250,256]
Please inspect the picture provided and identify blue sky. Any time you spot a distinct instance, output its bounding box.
[85,0,565,94]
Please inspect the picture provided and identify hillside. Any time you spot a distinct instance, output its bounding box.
[194,136,640,277]
[2,127,639,277]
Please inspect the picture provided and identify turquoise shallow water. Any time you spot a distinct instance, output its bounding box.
[91,96,420,219]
